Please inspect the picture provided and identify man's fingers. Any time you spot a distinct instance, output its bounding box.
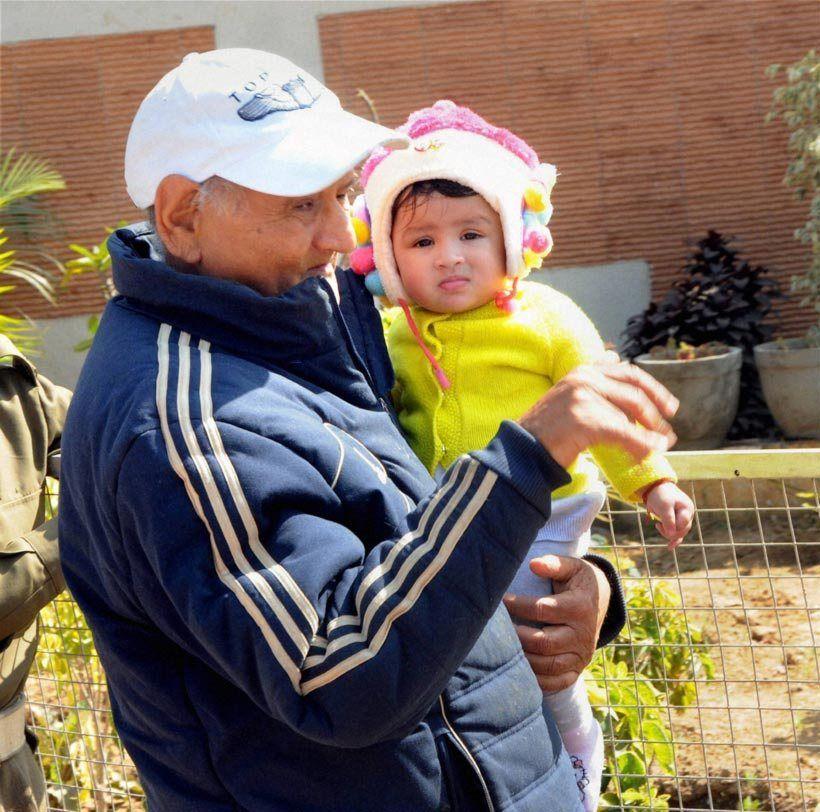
[504,592,557,624]
[536,670,580,693]
[599,362,680,419]
[515,622,579,657]
[590,410,673,461]
[504,590,584,626]
[594,375,673,439]
[522,650,584,678]
[522,650,583,691]
[528,554,583,584]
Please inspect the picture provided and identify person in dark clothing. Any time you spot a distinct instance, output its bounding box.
[59,48,678,811]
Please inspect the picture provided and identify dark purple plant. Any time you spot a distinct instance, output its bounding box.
[622,231,784,439]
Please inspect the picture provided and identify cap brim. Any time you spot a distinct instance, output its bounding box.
[217,109,408,197]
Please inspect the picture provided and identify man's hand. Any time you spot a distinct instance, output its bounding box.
[519,363,679,469]
[503,555,610,693]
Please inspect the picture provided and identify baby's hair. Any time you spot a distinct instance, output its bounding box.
[391,178,477,225]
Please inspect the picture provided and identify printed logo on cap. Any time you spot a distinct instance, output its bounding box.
[228,72,320,122]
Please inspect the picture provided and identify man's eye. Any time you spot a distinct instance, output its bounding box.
[295,200,315,211]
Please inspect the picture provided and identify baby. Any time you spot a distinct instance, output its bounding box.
[349,101,694,810]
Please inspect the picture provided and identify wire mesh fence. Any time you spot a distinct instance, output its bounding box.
[589,449,820,811]
[24,450,819,811]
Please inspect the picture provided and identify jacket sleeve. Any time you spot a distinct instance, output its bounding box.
[115,419,570,748]
[0,364,70,640]
[0,517,65,640]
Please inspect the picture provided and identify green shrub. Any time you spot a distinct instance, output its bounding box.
[767,50,820,342]
[62,226,120,351]
[587,544,716,809]
[0,148,64,353]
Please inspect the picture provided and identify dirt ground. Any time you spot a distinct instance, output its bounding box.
[606,499,820,812]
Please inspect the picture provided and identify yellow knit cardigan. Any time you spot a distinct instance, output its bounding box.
[385,281,675,502]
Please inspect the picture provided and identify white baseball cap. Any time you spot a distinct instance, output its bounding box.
[125,48,409,209]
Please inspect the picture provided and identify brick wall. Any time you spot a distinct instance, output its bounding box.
[0,26,215,320]
[319,0,818,337]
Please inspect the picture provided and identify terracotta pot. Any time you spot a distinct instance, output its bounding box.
[754,340,820,439]
[634,347,742,450]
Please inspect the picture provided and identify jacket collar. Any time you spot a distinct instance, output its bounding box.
[110,222,350,369]
[0,335,37,383]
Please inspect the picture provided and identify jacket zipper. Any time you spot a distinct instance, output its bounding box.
[438,695,495,812]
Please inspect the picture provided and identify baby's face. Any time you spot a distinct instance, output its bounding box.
[391,192,506,313]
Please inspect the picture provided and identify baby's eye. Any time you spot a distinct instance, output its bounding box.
[414,237,433,248]
[462,231,482,240]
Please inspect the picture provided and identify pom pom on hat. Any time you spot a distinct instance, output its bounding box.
[352,194,371,227]
[524,228,551,255]
[364,271,385,296]
[349,193,376,275]
[349,246,375,275]
[351,216,370,246]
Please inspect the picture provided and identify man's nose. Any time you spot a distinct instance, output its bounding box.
[316,203,356,255]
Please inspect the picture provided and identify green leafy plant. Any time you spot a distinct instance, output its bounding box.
[588,549,716,809]
[588,657,673,809]
[62,225,121,351]
[767,50,820,344]
[0,148,65,353]
[612,579,715,707]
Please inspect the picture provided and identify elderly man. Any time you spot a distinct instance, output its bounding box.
[59,49,676,811]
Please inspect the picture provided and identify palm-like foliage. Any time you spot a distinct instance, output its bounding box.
[0,147,66,353]
[0,148,65,207]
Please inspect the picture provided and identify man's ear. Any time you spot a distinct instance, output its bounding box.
[154,175,201,265]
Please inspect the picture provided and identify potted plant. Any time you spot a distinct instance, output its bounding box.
[633,340,742,449]
[623,231,782,445]
[754,51,820,439]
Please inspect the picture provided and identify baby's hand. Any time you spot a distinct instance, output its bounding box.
[643,481,694,550]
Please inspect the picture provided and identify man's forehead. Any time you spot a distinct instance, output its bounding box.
[206,171,356,208]
[287,170,358,199]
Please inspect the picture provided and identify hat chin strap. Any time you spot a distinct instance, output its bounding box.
[494,276,520,313]
[398,300,452,390]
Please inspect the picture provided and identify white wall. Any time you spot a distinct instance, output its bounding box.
[32,315,94,389]
[0,0,456,80]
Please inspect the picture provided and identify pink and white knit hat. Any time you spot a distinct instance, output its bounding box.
[349,100,556,306]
